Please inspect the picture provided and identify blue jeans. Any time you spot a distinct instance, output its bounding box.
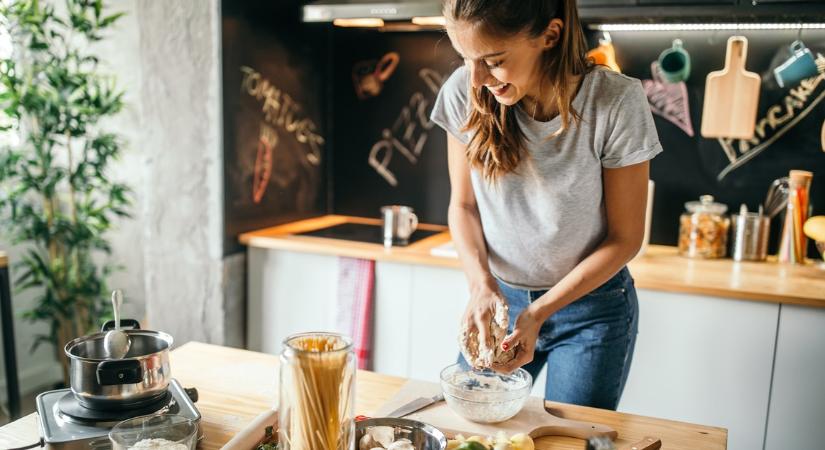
[460,267,639,410]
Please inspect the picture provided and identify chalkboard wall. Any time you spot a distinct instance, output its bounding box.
[222,1,825,257]
[331,31,459,225]
[328,27,825,254]
[222,1,328,254]
[606,29,825,252]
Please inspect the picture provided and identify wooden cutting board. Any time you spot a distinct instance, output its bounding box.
[700,36,761,139]
[374,380,616,442]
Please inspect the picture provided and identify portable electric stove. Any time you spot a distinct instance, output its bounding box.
[35,378,200,450]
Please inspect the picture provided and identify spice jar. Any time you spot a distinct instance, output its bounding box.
[678,195,731,258]
[278,332,355,450]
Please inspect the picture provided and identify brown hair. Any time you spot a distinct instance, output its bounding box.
[444,0,593,181]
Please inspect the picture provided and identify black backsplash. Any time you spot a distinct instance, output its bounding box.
[328,27,825,253]
[221,1,825,256]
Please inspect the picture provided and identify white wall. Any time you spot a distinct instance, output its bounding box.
[0,0,240,402]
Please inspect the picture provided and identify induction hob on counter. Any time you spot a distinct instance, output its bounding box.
[294,222,441,246]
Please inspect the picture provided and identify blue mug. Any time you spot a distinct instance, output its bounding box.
[773,40,819,88]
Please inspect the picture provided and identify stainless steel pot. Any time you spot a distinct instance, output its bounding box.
[64,319,173,409]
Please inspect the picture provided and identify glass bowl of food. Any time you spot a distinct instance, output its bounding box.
[356,417,447,450]
[439,363,532,424]
[109,413,198,450]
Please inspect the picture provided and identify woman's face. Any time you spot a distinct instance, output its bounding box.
[447,20,561,107]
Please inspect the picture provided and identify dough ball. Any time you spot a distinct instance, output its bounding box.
[459,299,516,368]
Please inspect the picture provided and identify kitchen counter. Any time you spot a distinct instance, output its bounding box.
[239,215,825,308]
[0,342,728,450]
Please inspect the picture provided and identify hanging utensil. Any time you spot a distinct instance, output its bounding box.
[763,176,790,219]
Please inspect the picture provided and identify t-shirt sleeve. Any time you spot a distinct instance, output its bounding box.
[430,65,472,144]
[600,80,663,168]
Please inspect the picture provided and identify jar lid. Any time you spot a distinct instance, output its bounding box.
[685,194,728,215]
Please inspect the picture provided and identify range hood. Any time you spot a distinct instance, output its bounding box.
[302,0,442,23]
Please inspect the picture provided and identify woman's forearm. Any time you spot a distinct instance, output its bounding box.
[528,235,641,321]
[448,203,497,294]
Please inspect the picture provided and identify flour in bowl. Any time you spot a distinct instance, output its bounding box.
[128,438,189,450]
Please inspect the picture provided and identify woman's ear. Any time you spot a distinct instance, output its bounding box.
[542,18,564,49]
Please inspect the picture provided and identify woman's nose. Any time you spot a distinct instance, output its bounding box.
[468,61,491,89]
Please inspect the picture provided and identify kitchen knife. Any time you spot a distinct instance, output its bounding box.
[385,393,444,418]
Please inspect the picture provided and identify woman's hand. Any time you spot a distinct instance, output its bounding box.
[494,307,543,374]
[463,283,504,350]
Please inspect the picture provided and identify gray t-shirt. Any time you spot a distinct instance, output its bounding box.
[431,65,662,290]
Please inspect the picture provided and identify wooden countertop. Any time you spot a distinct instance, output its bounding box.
[239,215,825,308]
[0,342,727,450]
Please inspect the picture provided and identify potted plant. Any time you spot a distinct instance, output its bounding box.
[0,0,129,383]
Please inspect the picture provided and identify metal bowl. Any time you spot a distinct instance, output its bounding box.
[356,417,447,450]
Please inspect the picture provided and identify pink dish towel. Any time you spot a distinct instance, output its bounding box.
[335,257,376,370]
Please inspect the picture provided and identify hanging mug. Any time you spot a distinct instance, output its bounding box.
[352,52,400,99]
[658,39,691,83]
[773,40,819,88]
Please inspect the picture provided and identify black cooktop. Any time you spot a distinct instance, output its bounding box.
[295,222,441,246]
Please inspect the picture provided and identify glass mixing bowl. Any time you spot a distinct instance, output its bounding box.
[439,363,532,423]
[109,413,198,450]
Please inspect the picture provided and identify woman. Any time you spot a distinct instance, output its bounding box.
[430,0,662,410]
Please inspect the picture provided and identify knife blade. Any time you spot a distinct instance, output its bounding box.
[386,393,444,418]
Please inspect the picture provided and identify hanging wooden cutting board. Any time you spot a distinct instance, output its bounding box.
[700,36,761,139]
[375,380,617,442]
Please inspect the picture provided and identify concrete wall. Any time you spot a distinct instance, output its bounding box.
[0,0,242,402]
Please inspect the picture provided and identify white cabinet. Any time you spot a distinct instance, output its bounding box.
[764,305,825,450]
[406,265,469,382]
[246,251,470,381]
[372,262,414,377]
[618,289,779,450]
[246,248,339,354]
[248,247,819,450]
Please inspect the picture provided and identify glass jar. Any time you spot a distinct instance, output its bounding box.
[778,170,813,263]
[278,332,355,450]
[678,195,731,258]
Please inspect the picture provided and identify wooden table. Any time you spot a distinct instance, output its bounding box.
[0,342,727,449]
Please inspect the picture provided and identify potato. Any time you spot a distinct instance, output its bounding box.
[509,434,535,450]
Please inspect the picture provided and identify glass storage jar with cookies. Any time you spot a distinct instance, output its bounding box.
[679,195,731,259]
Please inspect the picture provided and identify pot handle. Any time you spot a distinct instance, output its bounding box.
[101,319,141,332]
[97,359,143,385]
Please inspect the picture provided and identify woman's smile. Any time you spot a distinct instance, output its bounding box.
[487,82,510,97]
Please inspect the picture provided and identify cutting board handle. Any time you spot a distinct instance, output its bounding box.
[528,404,618,441]
[725,36,748,71]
